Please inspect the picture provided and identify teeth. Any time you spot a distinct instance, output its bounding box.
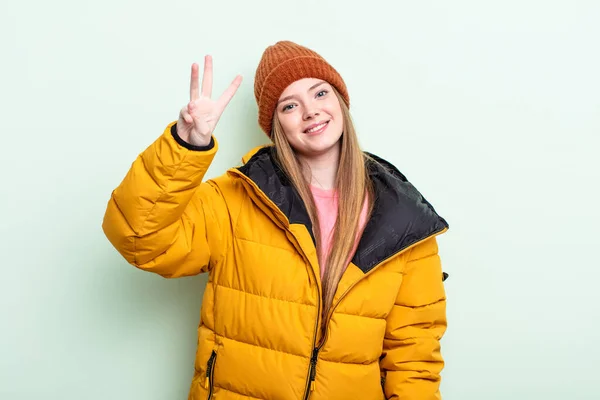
[306,122,327,133]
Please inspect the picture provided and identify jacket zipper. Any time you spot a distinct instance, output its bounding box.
[302,271,322,400]
[304,347,320,399]
[204,350,217,400]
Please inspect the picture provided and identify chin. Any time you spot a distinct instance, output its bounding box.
[296,137,342,158]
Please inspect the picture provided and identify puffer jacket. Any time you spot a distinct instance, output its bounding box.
[102,122,450,400]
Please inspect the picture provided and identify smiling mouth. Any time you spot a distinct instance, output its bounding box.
[304,121,329,134]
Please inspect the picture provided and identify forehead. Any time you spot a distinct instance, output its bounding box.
[279,78,329,98]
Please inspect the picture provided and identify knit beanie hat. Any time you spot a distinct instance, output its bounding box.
[254,41,350,137]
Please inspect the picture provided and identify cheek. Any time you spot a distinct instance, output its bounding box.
[279,114,298,140]
[324,100,343,119]
[277,113,301,137]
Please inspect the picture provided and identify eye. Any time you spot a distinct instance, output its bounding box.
[316,90,328,98]
[282,103,296,112]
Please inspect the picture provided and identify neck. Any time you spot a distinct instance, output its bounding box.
[298,144,341,190]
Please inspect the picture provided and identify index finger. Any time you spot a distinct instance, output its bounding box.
[190,63,199,101]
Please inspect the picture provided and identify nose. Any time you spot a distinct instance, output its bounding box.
[303,109,320,120]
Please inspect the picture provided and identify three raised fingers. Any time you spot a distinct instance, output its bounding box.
[188,56,242,116]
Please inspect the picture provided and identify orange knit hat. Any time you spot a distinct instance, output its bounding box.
[254,41,350,137]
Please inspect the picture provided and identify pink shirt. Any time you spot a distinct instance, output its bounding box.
[309,185,370,280]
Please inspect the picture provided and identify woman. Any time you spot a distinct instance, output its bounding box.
[103,41,449,400]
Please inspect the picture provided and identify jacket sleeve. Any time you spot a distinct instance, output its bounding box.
[380,235,447,400]
[101,122,231,278]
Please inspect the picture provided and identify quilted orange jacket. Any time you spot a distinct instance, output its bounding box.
[102,122,450,400]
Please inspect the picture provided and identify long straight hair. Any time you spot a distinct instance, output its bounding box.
[271,88,375,327]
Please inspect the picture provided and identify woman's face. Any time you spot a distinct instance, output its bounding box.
[275,78,344,158]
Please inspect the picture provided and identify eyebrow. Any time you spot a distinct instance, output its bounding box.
[277,81,327,105]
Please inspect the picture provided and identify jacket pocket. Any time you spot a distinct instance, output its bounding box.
[204,350,217,400]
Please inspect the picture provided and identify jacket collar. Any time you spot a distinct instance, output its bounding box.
[232,145,449,274]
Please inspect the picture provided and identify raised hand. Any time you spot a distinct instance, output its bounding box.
[177,56,243,147]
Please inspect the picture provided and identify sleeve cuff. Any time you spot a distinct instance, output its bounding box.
[171,123,215,151]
